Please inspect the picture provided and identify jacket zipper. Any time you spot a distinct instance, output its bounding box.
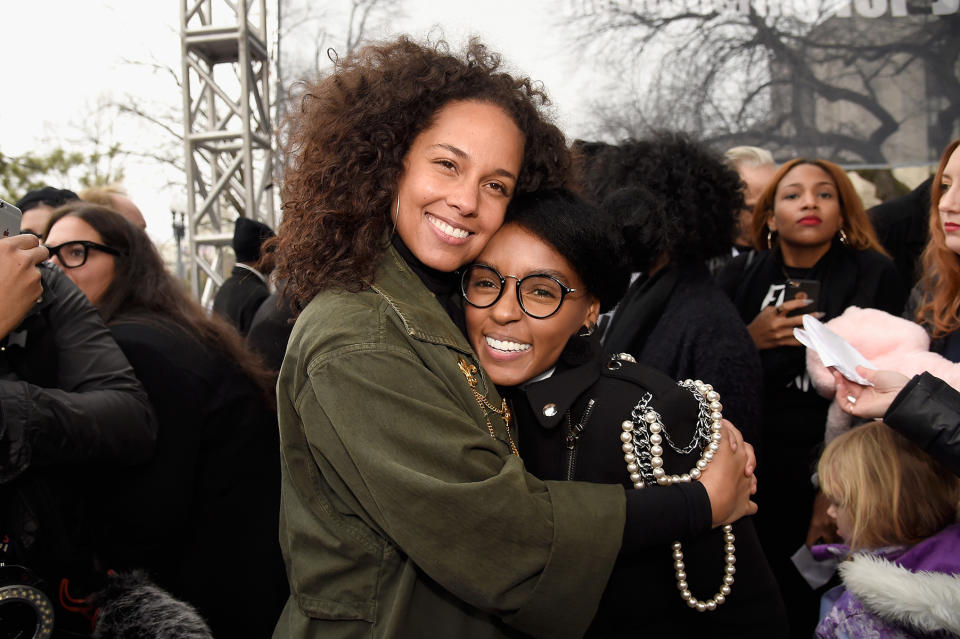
[564,399,596,480]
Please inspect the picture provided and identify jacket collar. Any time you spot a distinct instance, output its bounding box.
[840,523,960,636]
[368,244,474,355]
[513,335,603,429]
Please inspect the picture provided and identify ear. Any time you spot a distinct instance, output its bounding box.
[584,296,601,328]
[766,212,778,233]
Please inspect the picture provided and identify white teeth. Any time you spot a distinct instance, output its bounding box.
[428,215,469,239]
[485,336,531,352]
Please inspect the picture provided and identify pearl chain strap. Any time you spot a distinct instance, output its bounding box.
[621,378,735,612]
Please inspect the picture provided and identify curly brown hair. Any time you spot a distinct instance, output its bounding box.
[274,36,572,310]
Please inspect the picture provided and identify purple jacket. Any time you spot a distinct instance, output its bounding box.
[814,523,960,638]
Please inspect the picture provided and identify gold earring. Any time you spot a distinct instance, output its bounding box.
[839,229,848,244]
[767,229,774,250]
[390,196,400,238]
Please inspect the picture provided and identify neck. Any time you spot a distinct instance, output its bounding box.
[779,241,832,268]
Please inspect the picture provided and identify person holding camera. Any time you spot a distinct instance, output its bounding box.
[1,233,158,636]
[716,158,906,637]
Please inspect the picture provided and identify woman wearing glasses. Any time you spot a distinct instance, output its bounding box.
[43,203,288,638]
[270,36,756,638]
[462,189,783,637]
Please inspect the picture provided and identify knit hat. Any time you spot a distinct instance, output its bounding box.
[232,217,275,263]
[16,186,79,212]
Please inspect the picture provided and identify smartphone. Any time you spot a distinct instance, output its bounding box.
[0,199,21,237]
[784,278,820,317]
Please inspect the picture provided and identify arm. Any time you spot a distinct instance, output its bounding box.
[0,265,157,482]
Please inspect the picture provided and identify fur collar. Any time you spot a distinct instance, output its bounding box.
[841,553,960,635]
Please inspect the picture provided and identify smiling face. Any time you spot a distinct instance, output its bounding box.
[938,146,960,255]
[768,163,843,256]
[465,223,600,386]
[45,215,116,306]
[394,100,525,273]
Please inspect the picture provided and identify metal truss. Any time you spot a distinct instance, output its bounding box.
[179,0,274,305]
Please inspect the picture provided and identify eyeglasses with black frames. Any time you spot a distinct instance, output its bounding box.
[45,241,122,269]
[461,264,578,319]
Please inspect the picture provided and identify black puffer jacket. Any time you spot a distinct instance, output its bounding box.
[886,372,960,476]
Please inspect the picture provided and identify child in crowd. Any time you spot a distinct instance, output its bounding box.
[814,421,960,638]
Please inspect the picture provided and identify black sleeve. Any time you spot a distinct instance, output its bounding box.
[885,372,960,476]
[0,266,157,482]
[620,481,712,556]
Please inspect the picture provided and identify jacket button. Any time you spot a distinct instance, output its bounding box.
[542,403,558,417]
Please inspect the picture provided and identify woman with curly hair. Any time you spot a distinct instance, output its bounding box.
[716,158,906,637]
[909,139,960,359]
[590,133,763,448]
[271,37,757,638]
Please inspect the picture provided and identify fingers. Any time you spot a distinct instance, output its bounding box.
[743,441,756,477]
[722,420,743,453]
[780,298,815,313]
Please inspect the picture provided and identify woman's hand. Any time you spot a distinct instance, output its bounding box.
[0,235,49,338]
[832,366,910,420]
[746,299,822,350]
[699,419,758,527]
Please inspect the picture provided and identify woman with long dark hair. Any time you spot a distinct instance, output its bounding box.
[45,203,287,638]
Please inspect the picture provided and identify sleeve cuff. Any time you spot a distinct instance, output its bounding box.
[621,481,712,555]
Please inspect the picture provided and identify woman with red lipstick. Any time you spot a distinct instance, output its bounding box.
[464,189,786,637]
[271,38,758,639]
[909,139,960,361]
[717,157,906,637]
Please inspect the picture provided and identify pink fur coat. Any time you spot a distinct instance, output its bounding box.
[805,306,960,442]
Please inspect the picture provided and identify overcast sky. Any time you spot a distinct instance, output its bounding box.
[3,1,599,243]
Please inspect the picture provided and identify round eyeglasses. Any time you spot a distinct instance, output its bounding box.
[461,264,578,319]
[45,241,122,268]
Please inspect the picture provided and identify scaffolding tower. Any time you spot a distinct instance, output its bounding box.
[179,0,274,305]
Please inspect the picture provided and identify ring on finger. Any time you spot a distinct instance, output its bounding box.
[846,395,857,405]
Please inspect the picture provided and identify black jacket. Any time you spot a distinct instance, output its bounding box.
[603,262,763,452]
[0,264,156,635]
[886,372,960,476]
[507,336,788,638]
[97,316,287,639]
[212,265,269,336]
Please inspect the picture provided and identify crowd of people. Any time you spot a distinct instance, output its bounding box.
[2,34,959,639]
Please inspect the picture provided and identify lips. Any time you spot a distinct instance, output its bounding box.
[485,335,531,353]
[797,216,822,226]
[426,213,470,240]
[945,222,960,233]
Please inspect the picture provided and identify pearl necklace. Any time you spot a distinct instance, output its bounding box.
[620,378,736,612]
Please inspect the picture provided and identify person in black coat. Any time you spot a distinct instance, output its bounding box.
[593,133,764,450]
[1,235,157,636]
[462,190,787,637]
[868,176,931,289]
[213,217,275,336]
[716,157,907,637]
[45,203,287,639]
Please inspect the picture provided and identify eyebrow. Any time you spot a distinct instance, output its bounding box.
[432,143,518,181]
[781,181,836,190]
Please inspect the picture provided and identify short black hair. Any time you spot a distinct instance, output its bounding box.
[16,186,79,213]
[581,131,745,269]
[503,189,629,312]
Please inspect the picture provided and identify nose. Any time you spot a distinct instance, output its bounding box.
[941,184,960,216]
[447,178,479,216]
[490,278,523,323]
[800,189,818,209]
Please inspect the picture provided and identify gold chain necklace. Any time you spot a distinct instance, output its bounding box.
[457,357,519,456]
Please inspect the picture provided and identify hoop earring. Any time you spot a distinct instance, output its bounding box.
[766,229,774,250]
[390,196,400,239]
[838,228,848,245]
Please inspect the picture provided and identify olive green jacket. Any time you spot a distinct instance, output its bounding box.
[273,246,626,639]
